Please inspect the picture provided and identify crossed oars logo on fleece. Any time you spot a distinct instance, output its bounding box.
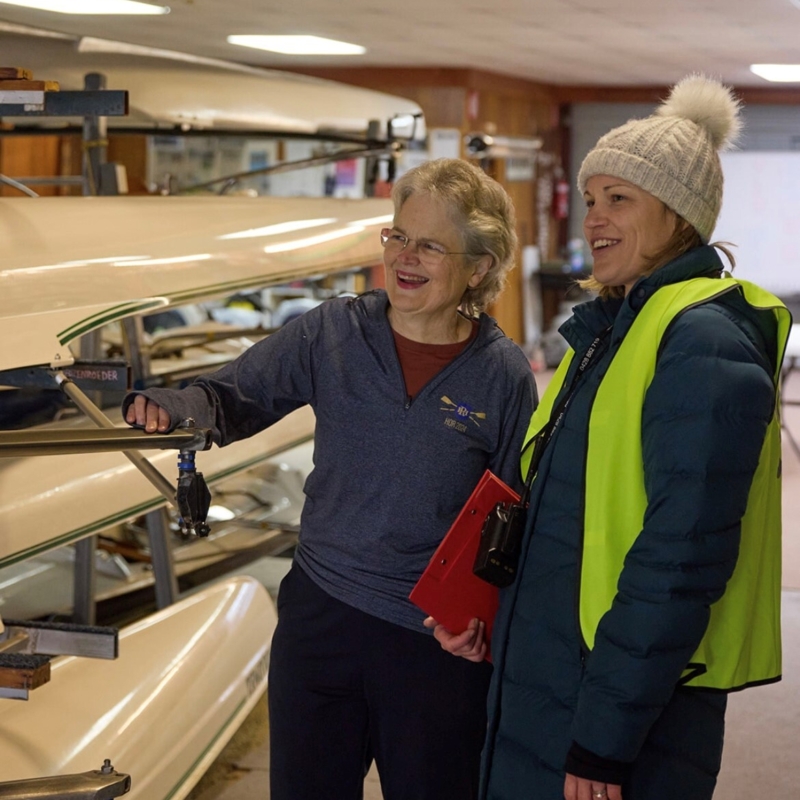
[440,395,487,427]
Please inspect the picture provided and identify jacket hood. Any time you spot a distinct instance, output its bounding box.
[561,245,725,351]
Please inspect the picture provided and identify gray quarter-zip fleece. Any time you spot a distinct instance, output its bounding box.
[125,290,536,631]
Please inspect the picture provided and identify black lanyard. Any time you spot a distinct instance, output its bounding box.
[518,325,612,508]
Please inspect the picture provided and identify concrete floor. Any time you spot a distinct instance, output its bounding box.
[188,592,800,800]
[185,694,385,800]
[186,368,800,800]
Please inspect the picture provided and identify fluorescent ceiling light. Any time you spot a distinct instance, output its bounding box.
[227,35,365,56]
[218,218,337,240]
[0,20,75,37]
[6,258,148,276]
[264,227,365,254]
[750,64,800,82]
[114,254,211,266]
[348,214,394,227]
[0,0,169,13]
[77,36,268,77]
[60,256,151,266]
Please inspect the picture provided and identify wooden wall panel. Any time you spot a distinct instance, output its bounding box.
[553,84,800,105]
[0,132,149,198]
[108,134,149,195]
[398,86,466,129]
[0,135,62,197]
[59,133,83,195]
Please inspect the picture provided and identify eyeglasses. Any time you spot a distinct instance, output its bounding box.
[380,228,469,266]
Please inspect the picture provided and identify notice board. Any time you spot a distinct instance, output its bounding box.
[716,151,800,297]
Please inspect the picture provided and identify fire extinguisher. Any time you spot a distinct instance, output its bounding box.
[553,178,569,220]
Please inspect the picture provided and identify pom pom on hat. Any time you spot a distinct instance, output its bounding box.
[577,74,742,242]
[656,74,742,150]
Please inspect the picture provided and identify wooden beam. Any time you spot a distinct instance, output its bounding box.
[0,653,50,691]
[287,66,557,100]
[552,85,671,104]
[552,83,800,106]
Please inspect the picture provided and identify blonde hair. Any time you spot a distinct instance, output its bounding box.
[392,158,518,316]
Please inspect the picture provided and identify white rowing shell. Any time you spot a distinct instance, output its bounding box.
[0,574,277,800]
[0,194,393,371]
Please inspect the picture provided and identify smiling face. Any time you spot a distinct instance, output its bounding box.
[384,192,490,342]
[583,175,678,296]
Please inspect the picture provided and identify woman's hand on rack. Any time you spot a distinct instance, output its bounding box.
[126,394,172,434]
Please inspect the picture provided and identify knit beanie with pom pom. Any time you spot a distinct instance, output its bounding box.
[577,74,742,242]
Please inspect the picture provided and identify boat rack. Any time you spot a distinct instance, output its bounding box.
[0,89,128,118]
[0,620,117,701]
[0,66,128,118]
[0,363,213,699]
[0,67,129,196]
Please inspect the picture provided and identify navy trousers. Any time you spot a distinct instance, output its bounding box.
[268,563,493,800]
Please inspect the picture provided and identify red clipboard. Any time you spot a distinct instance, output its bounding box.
[410,470,519,661]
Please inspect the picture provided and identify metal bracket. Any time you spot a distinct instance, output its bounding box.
[1,619,118,660]
[0,653,50,700]
[176,435,211,537]
[0,361,130,393]
[0,760,131,799]
[0,426,211,458]
[0,90,128,118]
[0,619,118,699]
[178,141,402,195]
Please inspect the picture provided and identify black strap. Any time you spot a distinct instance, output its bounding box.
[519,326,612,507]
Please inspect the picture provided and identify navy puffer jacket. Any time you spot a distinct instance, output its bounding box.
[481,246,779,800]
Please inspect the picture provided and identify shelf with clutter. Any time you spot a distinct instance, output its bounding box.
[0,66,127,118]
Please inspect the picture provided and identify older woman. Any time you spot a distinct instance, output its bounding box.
[124,158,537,800]
[433,76,791,800]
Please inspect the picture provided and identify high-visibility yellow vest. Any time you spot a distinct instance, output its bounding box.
[523,277,791,690]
